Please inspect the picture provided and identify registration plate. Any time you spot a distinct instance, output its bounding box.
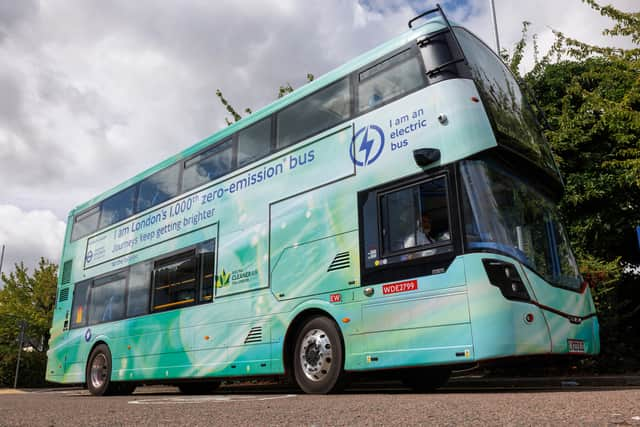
[567,339,585,354]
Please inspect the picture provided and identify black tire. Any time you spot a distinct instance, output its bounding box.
[401,367,451,392]
[177,381,221,395]
[293,316,345,394]
[86,344,117,396]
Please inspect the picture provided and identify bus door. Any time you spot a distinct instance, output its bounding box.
[355,170,474,369]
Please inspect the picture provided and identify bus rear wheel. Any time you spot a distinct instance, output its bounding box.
[293,316,345,394]
[86,344,135,396]
[86,344,119,396]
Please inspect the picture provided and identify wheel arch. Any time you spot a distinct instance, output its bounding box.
[282,307,345,379]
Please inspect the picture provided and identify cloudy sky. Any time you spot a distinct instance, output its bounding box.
[0,0,636,275]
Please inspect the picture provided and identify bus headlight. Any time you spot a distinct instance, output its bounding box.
[482,259,531,302]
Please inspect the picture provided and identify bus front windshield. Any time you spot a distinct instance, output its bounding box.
[460,160,582,291]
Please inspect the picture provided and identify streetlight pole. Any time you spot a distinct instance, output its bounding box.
[14,320,26,389]
[490,0,501,54]
[0,244,5,277]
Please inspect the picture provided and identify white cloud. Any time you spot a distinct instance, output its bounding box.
[0,205,66,275]
[0,0,636,273]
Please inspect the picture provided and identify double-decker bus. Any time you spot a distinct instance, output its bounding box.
[46,6,599,396]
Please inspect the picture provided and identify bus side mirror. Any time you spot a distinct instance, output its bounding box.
[413,148,441,167]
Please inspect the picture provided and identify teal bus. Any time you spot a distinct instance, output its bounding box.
[46,7,599,395]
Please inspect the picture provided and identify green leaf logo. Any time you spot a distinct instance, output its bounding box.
[215,269,231,288]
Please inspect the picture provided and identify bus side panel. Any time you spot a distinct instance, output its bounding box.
[349,257,473,370]
[270,184,360,301]
[464,253,552,360]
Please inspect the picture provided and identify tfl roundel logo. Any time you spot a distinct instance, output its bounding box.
[350,124,384,167]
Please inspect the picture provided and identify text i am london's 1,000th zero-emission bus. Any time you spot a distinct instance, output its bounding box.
[46,6,599,395]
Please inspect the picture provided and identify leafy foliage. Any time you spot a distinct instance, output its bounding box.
[503,0,640,372]
[0,259,57,386]
[216,73,314,125]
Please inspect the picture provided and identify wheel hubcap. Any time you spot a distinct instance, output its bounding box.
[90,353,108,389]
[299,328,333,382]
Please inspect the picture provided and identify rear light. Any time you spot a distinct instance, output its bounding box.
[482,259,531,302]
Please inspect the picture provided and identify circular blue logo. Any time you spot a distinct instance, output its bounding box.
[85,250,93,264]
[350,124,385,167]
[84,328,92,342]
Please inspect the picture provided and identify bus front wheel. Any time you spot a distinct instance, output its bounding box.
[293,316,345,394]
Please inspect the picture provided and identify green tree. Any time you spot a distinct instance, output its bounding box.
[0,259,58,387]
[503,0,640,371]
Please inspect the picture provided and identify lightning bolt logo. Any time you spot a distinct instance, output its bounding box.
[350,124,384,167]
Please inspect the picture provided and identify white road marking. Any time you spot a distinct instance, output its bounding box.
[128,394,297,405]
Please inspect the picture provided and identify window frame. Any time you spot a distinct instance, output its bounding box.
[236,117,274,168]
[126,261,153,318]
[355,44,428,114]
[71,205,101,242]
[70,279,92,329]
[98,185,139,229]
[135,162,183,214]
[151,249,199,312]
[275,76,353,150]
[358,165,463,286]
[86,272,128,326]
[182,137,236,193]
[378,174,453,258]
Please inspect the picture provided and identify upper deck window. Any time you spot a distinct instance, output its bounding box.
[277,78,351,149]
[358,49,425,112]
[453,28,558,178]
[238,118,271,167]
[71,206,100,241]
[99,186,137,228]
[182,139,234,192]
[137,163,180,213]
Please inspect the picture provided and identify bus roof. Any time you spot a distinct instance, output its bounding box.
[71,18,448,216]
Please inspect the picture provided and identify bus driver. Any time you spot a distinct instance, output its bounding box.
[405,212,436,248]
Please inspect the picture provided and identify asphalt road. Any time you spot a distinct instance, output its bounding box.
[1,381,639,426]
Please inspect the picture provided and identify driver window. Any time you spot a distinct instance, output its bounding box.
[381,176,450,254]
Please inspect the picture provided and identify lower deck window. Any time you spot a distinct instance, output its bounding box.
[68,239,216,328]
[153,253,197,311]
[151,239,216,312]
[88,274,126,324]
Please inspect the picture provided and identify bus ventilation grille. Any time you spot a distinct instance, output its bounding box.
[58,287,70,302]
[244,326,263,344]
[327,252,350,272]
[61,260,73,284]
